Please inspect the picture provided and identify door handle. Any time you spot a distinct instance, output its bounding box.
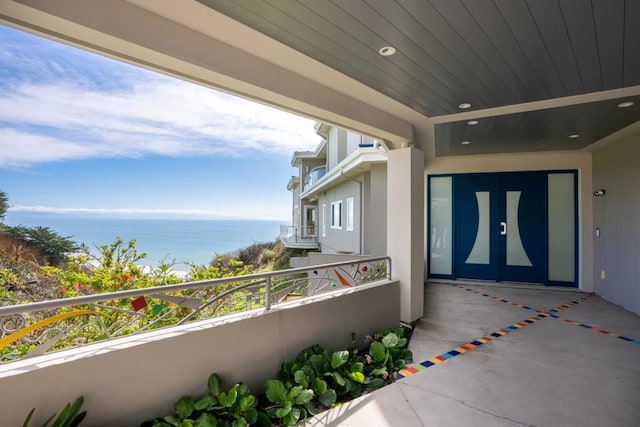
[500,221,507,236]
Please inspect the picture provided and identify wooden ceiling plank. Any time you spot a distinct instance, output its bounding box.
[527,0,584,95]
[494,0,567,98]
[206,0,440,115]
[327,0,490,113]
[296,0,463,112]
[592,0,625,90]
[558,0,603,92]
[463,0,551,101]
[623,0,640,87]
[262,0,451,114]
[391,0,511,106]
[430,0,532,103]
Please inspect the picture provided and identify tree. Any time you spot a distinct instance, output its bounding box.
[0,190,8,222]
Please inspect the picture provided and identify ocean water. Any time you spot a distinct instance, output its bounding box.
[4,212,281,269]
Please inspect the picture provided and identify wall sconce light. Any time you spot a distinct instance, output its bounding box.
[593,189,606,197]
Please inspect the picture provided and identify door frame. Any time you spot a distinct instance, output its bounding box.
[427,170,578,287]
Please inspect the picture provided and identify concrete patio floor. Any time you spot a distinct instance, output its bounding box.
[308,282,640,426]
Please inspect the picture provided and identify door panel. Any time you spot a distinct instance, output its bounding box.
[455,173,546,283]
[500,173,546,283]
[455,174,500,280]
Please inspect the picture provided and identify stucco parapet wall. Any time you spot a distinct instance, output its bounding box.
[300,147,387,199]
[0,280,399,426]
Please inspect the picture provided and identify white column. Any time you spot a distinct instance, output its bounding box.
[387,147,424,323]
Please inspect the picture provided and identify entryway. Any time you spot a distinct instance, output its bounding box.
[429,171,577,286]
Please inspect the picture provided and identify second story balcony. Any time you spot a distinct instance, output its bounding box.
[303,166,326,192]
[279,224,319,249]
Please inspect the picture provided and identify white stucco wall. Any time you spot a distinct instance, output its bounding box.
[593,132,640,314]
[0,281,399,427]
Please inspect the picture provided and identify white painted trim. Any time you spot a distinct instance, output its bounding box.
[346,197,354,231]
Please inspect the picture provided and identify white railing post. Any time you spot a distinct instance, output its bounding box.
[265,276,272,311]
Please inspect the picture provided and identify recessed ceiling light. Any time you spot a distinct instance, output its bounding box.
[378,46,396,56]
[568,134,580,139]
[458,103,472,109]
[467,120,478,125]
[461,141,471,145]
[617,101,634,108]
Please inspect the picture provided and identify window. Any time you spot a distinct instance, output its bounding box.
[321,204,327,237]
[346,197,354,231]
[331,200,342,229]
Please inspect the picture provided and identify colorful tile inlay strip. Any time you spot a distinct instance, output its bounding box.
[560,319,640,344]
[451,284,638,345]
[397,315,542,380]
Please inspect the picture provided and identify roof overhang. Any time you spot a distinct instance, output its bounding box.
[300,147,387,200]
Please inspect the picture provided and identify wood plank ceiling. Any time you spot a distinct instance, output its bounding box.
[199,0,640,156]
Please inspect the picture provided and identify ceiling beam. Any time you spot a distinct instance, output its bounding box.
[430,86,640,124]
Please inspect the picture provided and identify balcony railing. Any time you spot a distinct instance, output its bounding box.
[0,257,390,363]
[303,166,326,192]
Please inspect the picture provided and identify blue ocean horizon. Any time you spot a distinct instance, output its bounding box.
[4,212,282,270]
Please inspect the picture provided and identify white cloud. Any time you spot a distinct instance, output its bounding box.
[9,205,221,215]
[8,204,290,221]
[0,77,321,167]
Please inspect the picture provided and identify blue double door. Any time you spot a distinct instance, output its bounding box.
[455,172,546,283]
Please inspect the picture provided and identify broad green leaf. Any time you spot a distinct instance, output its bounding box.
[164,415,181,426]
[174,397,194,419]
[238,383,250,397]
[332,372,346,386]
[294,389,314,405]
[350,362,364,373]
[275,405,292,418]
[194,413,217,427]
[217,392,227,407]
[397,337,408,348]
[231,418,246,427]
[290,385,302,398]
[225,386,238,407]
[312,378,327,395]
[304,400,319,416]
[180,421,194,427]
[245,407,258,424]
[366,378,386,390]
[265,380,288,405]
[208,374,223,397]
[294,369,309,388]
[318,389,337,407]
[369,341,387,362]
[349,372,365,384]
[372,366,386,376]
[239,395,256,411]
[331,350,349,369]
[194,396,214,411]
[283,408,301,426]
[394,327,405,338]
[382,332,399,348]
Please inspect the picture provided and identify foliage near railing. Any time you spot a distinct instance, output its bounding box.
[0,250,390,363]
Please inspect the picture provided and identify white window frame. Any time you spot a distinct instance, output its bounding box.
[331,200,343,229]
[346,197,354,231]
[321,203,327,237]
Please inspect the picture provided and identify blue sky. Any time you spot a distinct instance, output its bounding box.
[0,25,319,221]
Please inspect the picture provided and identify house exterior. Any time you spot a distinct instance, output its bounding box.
[281,122,387,257]
[1,1,639,424]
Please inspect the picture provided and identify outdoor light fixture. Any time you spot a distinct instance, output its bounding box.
[593,189,606,197]
[617,101,634,108]
[568,134,580,139]
[458,103,472,109]
[378,46,396,56]
[461,141,471,145]
[467,120,478,125]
